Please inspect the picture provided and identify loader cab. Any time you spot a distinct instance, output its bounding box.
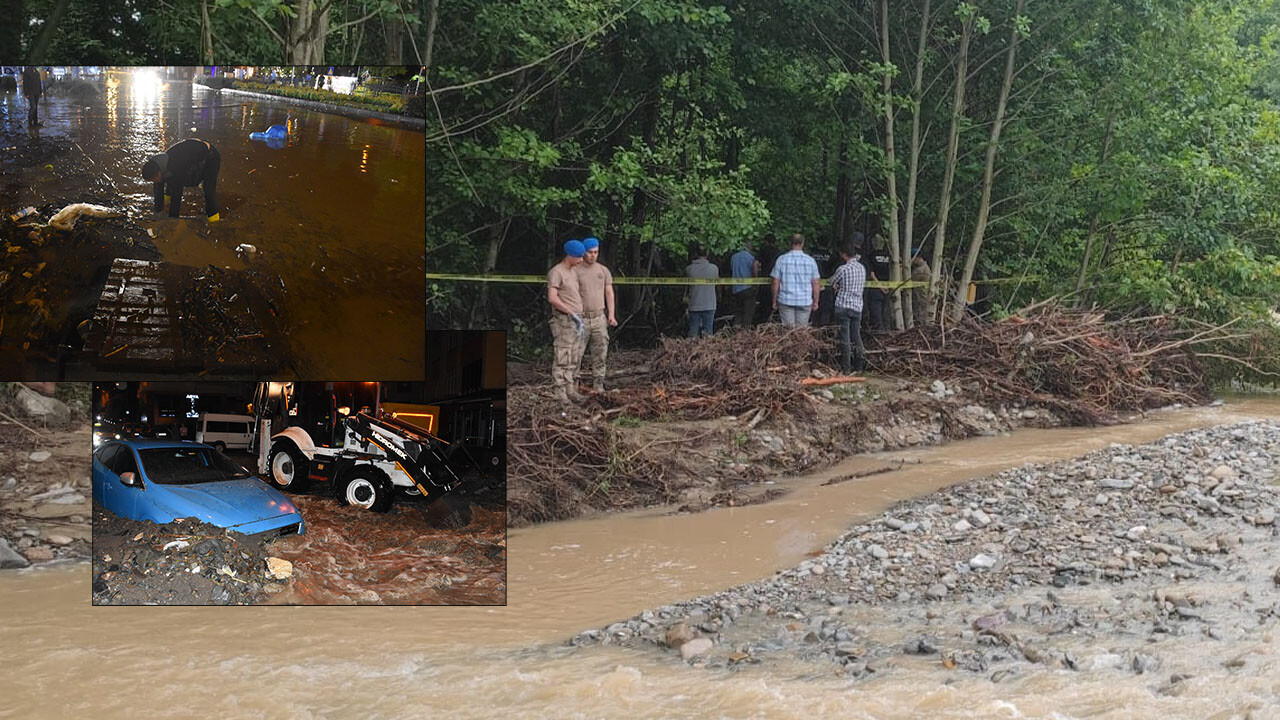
[252,381,383,451]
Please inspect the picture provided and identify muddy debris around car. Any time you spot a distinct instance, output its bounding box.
[92,505,293,605]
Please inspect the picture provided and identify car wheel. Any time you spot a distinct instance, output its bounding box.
[212,441,226,453]
[268,441,310,493]
[341,466,393,513]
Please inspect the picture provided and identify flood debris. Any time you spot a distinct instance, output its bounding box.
[92,506,287,605]
[46,203,122,231]
[868,303,1221,424]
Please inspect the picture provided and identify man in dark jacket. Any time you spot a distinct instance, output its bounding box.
[21,66,42,126]
[140,139,222,222]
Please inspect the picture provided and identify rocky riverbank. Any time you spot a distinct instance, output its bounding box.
[575,420,1280,686]
[0,386,91,570]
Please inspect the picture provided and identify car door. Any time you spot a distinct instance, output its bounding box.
[91,444,119,508]
[99,445,143,519]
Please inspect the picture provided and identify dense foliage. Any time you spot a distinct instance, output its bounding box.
[2,0,434,64]
[427,0,1280,384]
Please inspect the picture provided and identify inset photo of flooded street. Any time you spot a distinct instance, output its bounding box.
[88,333,507,606]
[0,66,425,379]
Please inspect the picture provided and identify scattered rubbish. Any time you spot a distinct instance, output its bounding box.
[9,207,37,222]
[162,540,191,552]
[249,124,288,141]
[235,243,257,257]
[47,203,122,231]
[265,557,293,580]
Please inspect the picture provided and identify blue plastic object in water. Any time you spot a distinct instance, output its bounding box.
[249,124,288,142]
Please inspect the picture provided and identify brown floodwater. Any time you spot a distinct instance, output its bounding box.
[3,398,1278,718]
[265,493,506,606]
[0,71,423,378]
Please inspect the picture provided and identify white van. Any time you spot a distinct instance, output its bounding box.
[196,413,255,452]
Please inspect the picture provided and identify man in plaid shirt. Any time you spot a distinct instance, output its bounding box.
[770,233,821,327]
[829,234,867,373]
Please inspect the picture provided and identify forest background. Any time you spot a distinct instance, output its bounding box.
[4,0,1279,384]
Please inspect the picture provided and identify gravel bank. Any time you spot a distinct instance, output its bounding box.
[575,420,1280,682]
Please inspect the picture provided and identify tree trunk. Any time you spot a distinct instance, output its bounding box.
[384,1,404,65]
[929,13,972,324]
[950,0,1025,323]
[287,0,330,64]
[470,219,509,326]
[878,0,904,330]
[1074,112,1116,300]
[0,0,23,61]
[901,0,932,328]
[832,140,851,251]
[26,0,70,62]
[423,0,440,77]
[199,0,214,65]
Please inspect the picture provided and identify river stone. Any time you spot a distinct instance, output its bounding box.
[969,553,997,569]
[23,546,54,563]
[1209,465,1235,480]
[680,638,713,661]
[665,623,696,648]
[28,450,52,463]
[1133,653,1160,674]
[44,534,73,546]
[0,538,30,569]
[15,385,70,423]
[952,519,973,532]
[971,509,991,528]
[884,517,905,530]
[925,583,948,600]
[868,544,889,560]
[1099,478,1134,490]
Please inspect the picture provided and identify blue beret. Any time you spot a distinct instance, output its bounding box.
[583,237,600,251]
[564,239,585,258]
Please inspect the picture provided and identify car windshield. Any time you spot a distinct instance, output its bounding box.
[137,447,252,485]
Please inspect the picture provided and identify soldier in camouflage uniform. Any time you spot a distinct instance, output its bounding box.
[547,240,588,405]
[574,236,617,392]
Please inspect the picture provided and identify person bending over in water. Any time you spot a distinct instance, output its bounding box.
[141,139,222,222]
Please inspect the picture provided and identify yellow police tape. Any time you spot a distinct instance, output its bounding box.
[427,272,935,289]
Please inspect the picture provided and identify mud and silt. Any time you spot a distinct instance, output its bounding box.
[1,76,425,378]
[90,460,506,606]
[265,492,506,605]
[91,508,280,605]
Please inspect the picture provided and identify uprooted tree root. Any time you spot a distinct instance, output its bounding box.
[869,303,1218,424]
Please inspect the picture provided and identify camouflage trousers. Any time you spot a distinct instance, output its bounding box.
[581,313,609,385]
[550,313,586,393]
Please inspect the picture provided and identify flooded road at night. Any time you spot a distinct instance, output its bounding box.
[0,71,424,379]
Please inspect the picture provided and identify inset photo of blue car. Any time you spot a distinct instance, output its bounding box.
[92,440,304,538]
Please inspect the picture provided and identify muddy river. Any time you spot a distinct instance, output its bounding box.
[3,398,1279,717]
[0,71,424,378]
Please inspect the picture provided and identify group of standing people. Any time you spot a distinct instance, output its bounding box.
[547,231,934,402]
[546,238,617,406]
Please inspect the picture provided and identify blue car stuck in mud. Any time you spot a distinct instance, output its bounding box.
[93,440,304,538]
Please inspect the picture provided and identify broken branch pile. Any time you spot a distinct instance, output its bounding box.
[507,326,831,525]
[870,304,1216,424]
[507,388,673,525]
[610,325,831,421]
